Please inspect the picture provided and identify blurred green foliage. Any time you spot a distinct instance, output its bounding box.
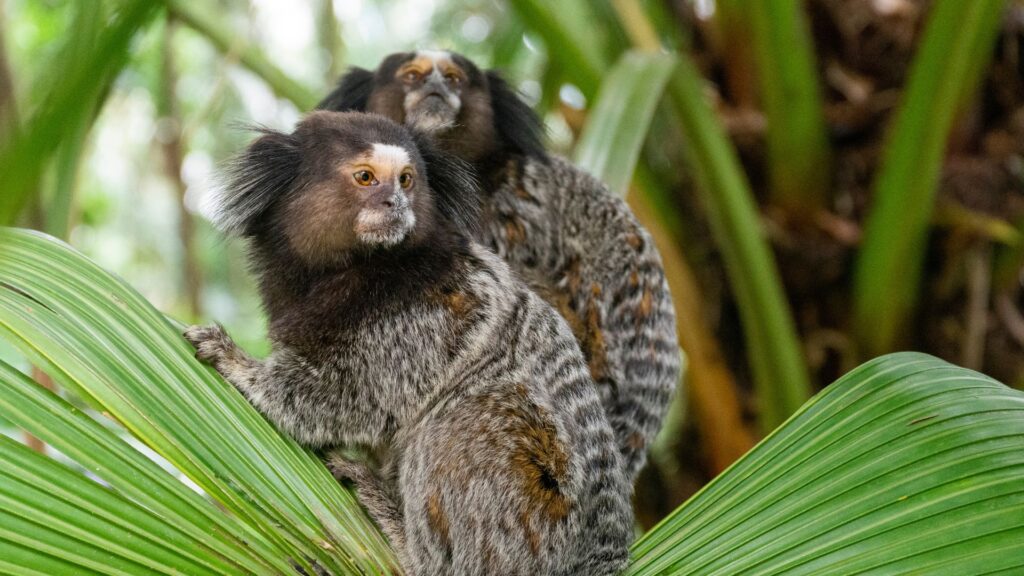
[1,0,1022,543]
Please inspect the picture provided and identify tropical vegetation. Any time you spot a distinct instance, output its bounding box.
[1,0,1022,573]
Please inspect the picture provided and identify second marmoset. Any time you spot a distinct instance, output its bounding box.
[185,111,633,576]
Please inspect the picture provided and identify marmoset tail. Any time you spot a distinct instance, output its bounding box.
[185,111,633,575]
[320,52,682,481]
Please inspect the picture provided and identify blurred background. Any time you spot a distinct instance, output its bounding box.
[1,0,1022,527]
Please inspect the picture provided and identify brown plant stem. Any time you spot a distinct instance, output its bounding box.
[963,243,993,370]
[159,18,202,319]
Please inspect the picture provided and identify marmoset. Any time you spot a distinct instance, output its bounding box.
[185,111,632,576]
[319,52,682,481]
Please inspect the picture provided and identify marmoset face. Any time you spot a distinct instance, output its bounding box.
[280,113,434,265]
[318,50,545,165]
[368,50,487,133]
[345,142,419,247]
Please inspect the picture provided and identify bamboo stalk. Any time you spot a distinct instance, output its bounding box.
[572,47,757,470]
[663,59,811,432]
[745,0,832,217]
[853,0,1008,357]
[611,0,812,431]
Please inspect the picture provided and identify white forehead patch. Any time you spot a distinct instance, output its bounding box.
[371,143,411,170]
[416,49,452,65]
[417,50,453,82]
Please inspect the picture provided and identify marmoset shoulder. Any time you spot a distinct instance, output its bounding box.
[185,111,633,576]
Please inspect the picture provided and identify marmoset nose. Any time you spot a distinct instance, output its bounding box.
[424,75,447,94]
[373,185,399,209]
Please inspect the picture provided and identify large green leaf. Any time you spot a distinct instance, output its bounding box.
[627,352,1024,574]
[0,228,397,575]
[0,359,287,574]
[573,50,677,197]
[0,433,237,576]
[853,0,1008,358]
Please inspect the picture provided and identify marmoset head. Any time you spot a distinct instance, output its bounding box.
[216,111,479,266]
[318,50,545,164]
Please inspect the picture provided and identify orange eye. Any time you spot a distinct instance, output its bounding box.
[444,72,462,86]
[403,70,421,83]
[354,170,375,186]
[399,173,414,189]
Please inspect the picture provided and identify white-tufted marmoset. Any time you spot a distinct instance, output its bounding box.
[319,52,682,482]
[185,111,633,576]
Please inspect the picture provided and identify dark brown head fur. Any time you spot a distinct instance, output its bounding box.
[216,111,481,333]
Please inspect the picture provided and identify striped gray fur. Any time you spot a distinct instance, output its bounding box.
[188,247,633,575]
[481,155,682,481]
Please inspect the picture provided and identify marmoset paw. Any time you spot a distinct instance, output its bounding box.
[327,455,372,485]
[183,324,236,365]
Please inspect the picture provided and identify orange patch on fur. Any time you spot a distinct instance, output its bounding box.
[427,492,451,548]
[396,56,465,81]
[583,282,609,381]
[514,186,535,201]
[513,429,570,526]
[507,393,570,529]
[446,291,478,319]
[430,388,570,558]
[627,432,645,451]
[505,218,526,244]
[638,288,653,318]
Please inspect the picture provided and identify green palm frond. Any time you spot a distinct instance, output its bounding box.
[0,228,397,575]
[628,353,1024,574]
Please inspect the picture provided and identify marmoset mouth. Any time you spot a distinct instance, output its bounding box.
[408,109,456,132]
[355,207,416,246]
[415,97,454,115]
[358,208,407,228]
